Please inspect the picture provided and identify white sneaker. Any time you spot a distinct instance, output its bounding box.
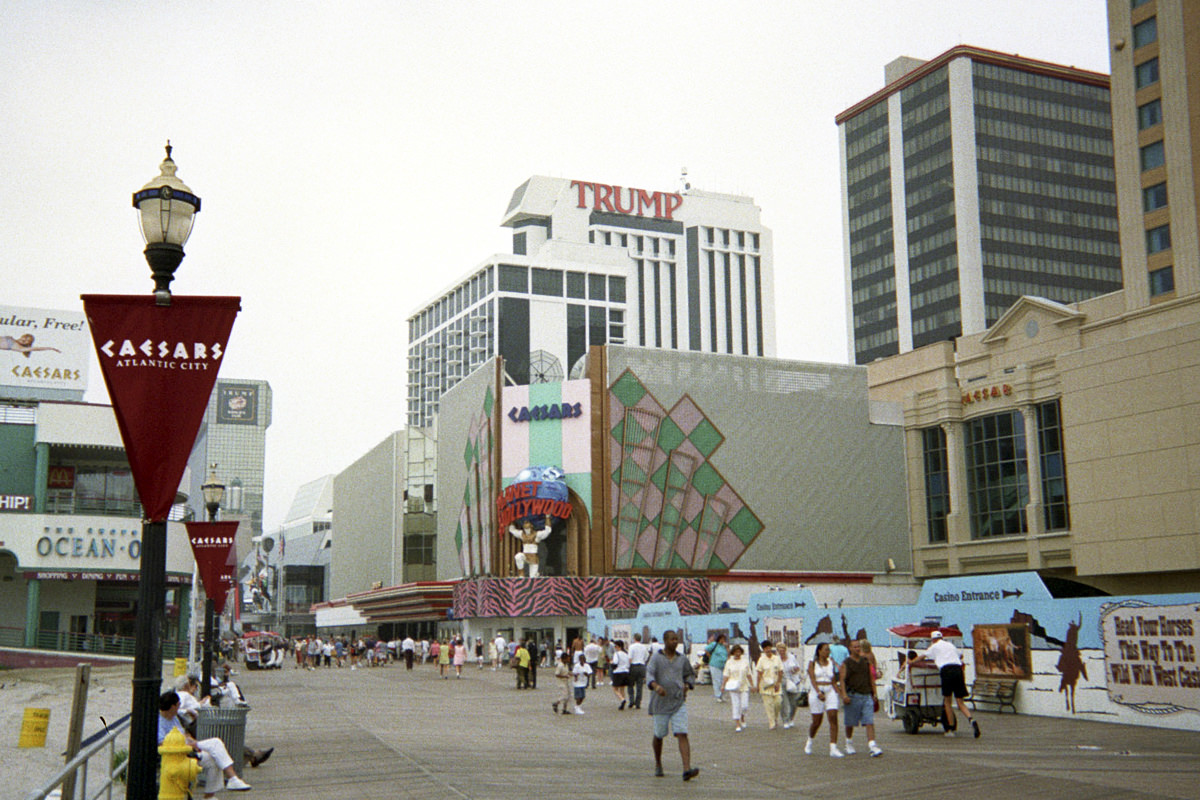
[734,725,743,732]
[226,776,252,791]
[783,721,793,729]
[945,730,956,737]
[830,744,844,758]
[869,743,883,757]
[574,707,585,715]
[844,740,856,755]
[804,739,813,754]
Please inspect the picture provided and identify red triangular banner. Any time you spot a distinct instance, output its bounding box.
[186,521,238,615]
[81,295,240,521]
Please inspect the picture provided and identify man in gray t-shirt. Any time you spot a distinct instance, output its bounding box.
[646,630,699,781]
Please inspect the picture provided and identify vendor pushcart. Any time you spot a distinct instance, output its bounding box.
[886,623,962,734]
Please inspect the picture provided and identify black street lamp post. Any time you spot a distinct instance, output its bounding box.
[200,467,226,699]
[125,143,201,800]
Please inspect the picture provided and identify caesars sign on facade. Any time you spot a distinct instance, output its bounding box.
[0,304,90,392]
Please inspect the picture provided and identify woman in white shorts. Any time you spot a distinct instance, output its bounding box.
[722,644,754,732]
[805,642,846,757]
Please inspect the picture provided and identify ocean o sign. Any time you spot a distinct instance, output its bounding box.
[496,466,571,531]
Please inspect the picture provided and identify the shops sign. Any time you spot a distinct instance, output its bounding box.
[571,180,684,221]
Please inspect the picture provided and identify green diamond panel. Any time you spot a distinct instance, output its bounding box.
[690,462,725,496]
[688,418,723,458]
[728,507,763,545]
[611,371,648,407]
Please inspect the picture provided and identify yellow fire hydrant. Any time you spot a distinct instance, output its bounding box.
[158,727,200,800]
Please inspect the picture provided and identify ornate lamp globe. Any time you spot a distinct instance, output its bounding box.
[132,142,201,304]
[201,465,225,522]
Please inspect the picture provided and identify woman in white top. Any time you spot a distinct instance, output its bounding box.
[610,639,632,709]
[805,642,846,757]
[722,644,755,732]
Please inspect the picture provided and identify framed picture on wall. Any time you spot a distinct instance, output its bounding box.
[973,623,1032,679]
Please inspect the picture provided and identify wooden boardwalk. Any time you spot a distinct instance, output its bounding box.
[229,660,1200,799]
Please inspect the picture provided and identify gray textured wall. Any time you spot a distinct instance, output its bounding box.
[605,347,911,573]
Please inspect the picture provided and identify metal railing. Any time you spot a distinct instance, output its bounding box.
[24,714,131,800]
[0,626,188,659]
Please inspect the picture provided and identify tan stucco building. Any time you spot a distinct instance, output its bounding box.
[866,0,1200,595]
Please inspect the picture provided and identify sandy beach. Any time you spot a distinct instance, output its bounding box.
[3,663,138,796]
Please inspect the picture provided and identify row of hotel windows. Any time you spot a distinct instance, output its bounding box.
[855,324,899,354]
[976,117,1113,158]
[911,304,959,337]
[973,61,1109,104]
[590,228,676,257]
[901,90,949,129]
[903,120,951,160]
[851,272,895,305]
[410,267,494,340]
[982,253,1121,284]
[496,264,627,303]
[977,146,1115,182]
[1132,10,1174,298]
[591,226,762,254]
[978,198,1118,232]
[978,171,1116,209]
[922,400,1069,543]
[973,88,1112,130]
[848,151,891,190]
[845,120,888,161]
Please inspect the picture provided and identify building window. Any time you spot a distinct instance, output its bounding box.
[1143,182,1168,211]
[1140,140,1165,171]
[965,410,1029,539]
[567,271,586,299]
[1137,98,1162,130]
[1036,400,1070,531]
[498,264,527,293]
[589,273,606,301]
[1146,224,1171,254]
[1149,265,1175,296]
[609,275,626,303]
[1135,58,1159,89]
[922,427,949,543]
[403,534,437,581]
[531,268,563,296]
[1132,16,1157,48]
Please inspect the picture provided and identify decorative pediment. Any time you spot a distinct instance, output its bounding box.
[980,296,1084,346]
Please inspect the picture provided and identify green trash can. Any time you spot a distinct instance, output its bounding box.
[196,705,249,775]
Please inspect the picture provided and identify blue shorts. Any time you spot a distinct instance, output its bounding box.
[573,686,586,701]
[652,705,689,738]
[844,692,875,727]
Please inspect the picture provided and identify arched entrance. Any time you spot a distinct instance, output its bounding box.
[542,488,590,577]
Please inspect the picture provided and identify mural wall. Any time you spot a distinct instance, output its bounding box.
[589,572,1200,730]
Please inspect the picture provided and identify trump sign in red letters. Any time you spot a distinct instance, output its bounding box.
[81,295,240,521]
[185,521,238,614]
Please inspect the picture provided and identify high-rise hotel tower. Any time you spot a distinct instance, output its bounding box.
[406,176,775,428]
[839,46,1123,365]
[1108,0,1200,308]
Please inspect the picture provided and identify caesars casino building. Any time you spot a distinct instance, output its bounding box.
[405,175,777,429]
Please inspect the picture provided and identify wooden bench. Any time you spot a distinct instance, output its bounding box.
[969,678,1018,714]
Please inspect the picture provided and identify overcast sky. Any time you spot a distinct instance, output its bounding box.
[1,1,1111,532]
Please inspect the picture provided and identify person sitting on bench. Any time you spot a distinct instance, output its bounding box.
[158,690,251,796]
